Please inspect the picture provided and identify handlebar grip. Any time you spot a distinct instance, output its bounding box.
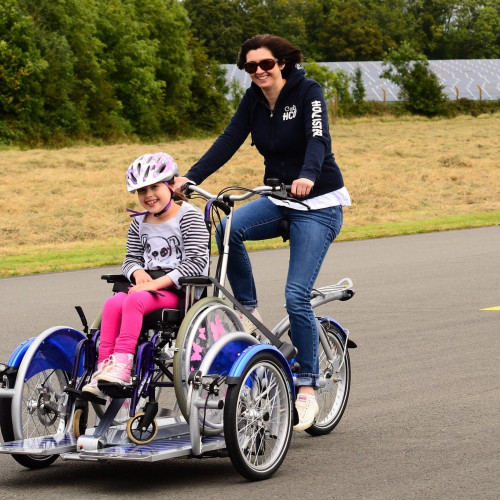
[265,178,292,193]
[180,181,196,194]
[265,178,281,188]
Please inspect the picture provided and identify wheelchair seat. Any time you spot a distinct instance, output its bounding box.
[101,274,185,335]
[141,307,183,332]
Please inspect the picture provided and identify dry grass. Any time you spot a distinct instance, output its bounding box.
[1,114,499,262]
[333,114,500,225]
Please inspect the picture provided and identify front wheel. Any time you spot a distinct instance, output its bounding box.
[306,322,351,436]
[126,412,158,445]
[0,367,68,469]
[224,351,293,481]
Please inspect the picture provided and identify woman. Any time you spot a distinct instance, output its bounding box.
[175,34,350,430]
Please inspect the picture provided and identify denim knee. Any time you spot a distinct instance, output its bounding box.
[285,286,310,315]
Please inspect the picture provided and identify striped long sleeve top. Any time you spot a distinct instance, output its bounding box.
[122,201,209,289]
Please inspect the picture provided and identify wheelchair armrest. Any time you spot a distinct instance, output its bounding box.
[179,276,213,286]
[101,274,129,284]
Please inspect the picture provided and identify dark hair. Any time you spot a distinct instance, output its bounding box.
[167,179,188,202]
[237,34,303,78]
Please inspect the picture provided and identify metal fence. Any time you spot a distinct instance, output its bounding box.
[222,59,500,102]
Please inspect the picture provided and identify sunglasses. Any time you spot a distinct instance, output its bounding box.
[243,58,279,74]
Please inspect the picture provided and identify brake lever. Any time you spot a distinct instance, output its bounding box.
[262,191,311,210]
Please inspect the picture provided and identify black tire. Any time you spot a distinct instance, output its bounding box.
[306,322,351,436]
[126,412,158,445]
[224,351,293,481]
[0,368,68,469]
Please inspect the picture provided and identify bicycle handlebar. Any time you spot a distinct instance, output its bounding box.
[182,179,310,209]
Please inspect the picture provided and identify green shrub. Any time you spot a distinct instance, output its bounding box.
[446,98,500,117]
[0,0,233,146]
[352,65,366,103]
[304,62,352,116]
[381,42,448,117]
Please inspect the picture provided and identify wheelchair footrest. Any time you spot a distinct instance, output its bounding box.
[0,433,76,456]
[64,387,107,405]
[97,381,135,399]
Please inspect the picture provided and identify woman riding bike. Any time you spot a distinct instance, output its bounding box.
[175,34,351,431]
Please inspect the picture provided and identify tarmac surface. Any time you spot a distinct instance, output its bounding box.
[0,226,498,499]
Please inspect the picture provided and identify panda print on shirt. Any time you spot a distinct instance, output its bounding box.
[141,234,182,270]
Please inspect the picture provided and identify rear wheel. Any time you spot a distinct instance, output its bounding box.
[224,351,293,481]
[173,298,243,432]
[306,322,350,436]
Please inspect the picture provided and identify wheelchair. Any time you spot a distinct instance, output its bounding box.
[0,182,355,481]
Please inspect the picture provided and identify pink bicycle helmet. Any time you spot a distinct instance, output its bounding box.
[126,152,179,193]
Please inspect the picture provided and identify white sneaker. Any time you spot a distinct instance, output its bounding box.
[293,394,319,431]
[237,309,263,334]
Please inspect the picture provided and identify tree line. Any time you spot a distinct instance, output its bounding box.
[1,0,499,145]
[1,0,232,144]
[185,0,500,63]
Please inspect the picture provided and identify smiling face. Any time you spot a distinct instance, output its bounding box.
[137,182,172,215]
[246,47,285,95]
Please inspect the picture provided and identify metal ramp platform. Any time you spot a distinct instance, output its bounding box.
[0,432,77,456]
[0,417,226,462]
[63,434,226,462]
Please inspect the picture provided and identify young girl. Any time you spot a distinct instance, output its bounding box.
[83,152,209,397]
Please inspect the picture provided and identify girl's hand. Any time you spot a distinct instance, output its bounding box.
[132,269,152,285]
[291,178,314,197]
[128,281,157,294]
[128,275,174,294]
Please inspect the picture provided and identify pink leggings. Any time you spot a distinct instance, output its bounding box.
[98,291,180,363]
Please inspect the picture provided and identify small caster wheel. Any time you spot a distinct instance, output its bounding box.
[126,412,158,445]
[73,408,87,439]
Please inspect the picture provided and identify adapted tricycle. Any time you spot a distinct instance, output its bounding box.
[0,181,356,481]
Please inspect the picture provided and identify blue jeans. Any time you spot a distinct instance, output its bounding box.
[216,197,343,387]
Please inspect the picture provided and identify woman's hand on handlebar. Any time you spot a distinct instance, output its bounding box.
[291,178,314,197]
[174,176,191,193]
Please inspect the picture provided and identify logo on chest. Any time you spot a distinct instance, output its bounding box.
[282,105,297,121]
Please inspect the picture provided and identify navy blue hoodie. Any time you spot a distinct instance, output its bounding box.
[186,67,345,199]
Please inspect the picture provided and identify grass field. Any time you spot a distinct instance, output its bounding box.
[1,114,499,277]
